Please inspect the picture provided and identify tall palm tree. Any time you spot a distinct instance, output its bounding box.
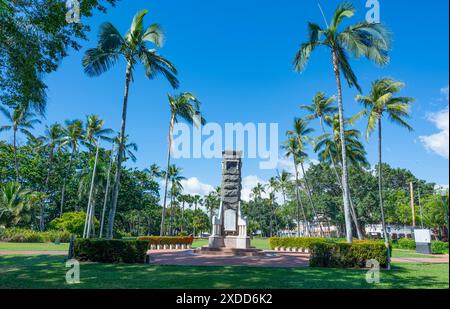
[83,9,179,239]
[287,118,324,236]
[39,123,63,230]
[276,170,291,205]
[59,119,85,217]
[357,78,414,269]
[250,183,266,236]
[190,194,203,237]
[268,177,279,237]
[0,104,41,180]
[283,137,310,236]
[293,2,391,242]
[204,187,220,229]
[167,165,185,236]
[161,93,205,236]
[302,92,363,239]
[83,115,113,237]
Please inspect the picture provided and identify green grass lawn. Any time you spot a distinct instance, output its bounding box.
[0,255,447,289]
[0,242,69,251]
[392,249,442,259]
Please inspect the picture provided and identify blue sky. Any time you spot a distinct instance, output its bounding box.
[1,0,449,197]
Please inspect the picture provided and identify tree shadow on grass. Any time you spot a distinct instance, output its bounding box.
[0,256,447,289]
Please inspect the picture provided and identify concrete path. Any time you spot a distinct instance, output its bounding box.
[0,250,67,256]
[147,250,310,268]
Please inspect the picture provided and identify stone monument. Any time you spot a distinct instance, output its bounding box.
[196,151,264,256]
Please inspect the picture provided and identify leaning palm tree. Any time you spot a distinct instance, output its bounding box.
[38,123,63,230]
[282,137,310,236]
[83,9,179,239]
[302,93,363,239]
[293,2,391,242]
[0,104,41,180]
[357,78,414,269]
[160,92,205,236]
[287,118,324,236]
[276,170,291,205]
[59,119,85,217]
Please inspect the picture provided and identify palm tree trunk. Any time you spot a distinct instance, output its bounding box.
[300,162,324,236]
[293,154,310,236]
[60,149,75,217]
[107,62,132,239]
[100,145,114,238]
[320,118,363,239]
[332,50,353,243]
[160,115,175,236]
[84,139,100,238]
[13,128,19,181]
[193,201,197,237]
[39,146,55,231]
[378,118,391,269]
[181,200,185,233]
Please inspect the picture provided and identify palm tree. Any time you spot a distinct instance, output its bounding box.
[250,183,266,237]
[83,9,179,239]
[59,119,85,217]
[83,115,112,238]
[302,92,363,239]
[39,123,63,230]
[191,194,202,237]
[204,187,220,229]
[293,2,391,242]
[0,182,31,226]
[283,137,310,236]
[161,93,205,236]
[287,118,324,236]
[357,78,414,268]
[0,104,41,180]
[276,170,291,205]
[268,177,279,237]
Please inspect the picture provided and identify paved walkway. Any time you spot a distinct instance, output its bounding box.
[147,250,310,268]
[0,250,67,256]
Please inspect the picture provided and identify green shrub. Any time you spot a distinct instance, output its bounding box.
[0,228,71,243]
[137,236,194,246]
[394,238,416,250]
[432,241,449,254]
[73,239,148,263]
[49,212,97,237]
[310,241,389,268]
[269,237,328,250]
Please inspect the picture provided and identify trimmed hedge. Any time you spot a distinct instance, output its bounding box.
[269,237,327,250]
[137,236,194,246]
[310,241,389,268]
[0,228,71,243]
[73,239,148,263]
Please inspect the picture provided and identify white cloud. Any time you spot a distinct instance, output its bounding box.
[241,175,268,202]
[180,177,215,197]
[420,86,449,160]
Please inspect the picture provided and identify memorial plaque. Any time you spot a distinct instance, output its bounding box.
[224,209,237,231]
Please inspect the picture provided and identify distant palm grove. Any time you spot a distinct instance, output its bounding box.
[0,2,448,243]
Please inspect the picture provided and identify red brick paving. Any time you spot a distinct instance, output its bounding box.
[147,250,310,268]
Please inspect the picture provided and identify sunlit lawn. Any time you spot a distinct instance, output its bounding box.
[0,255,447,289]
[0,242,69,251]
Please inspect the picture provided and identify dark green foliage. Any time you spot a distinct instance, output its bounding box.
[73,239,148,263]
[310,241,389,268]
